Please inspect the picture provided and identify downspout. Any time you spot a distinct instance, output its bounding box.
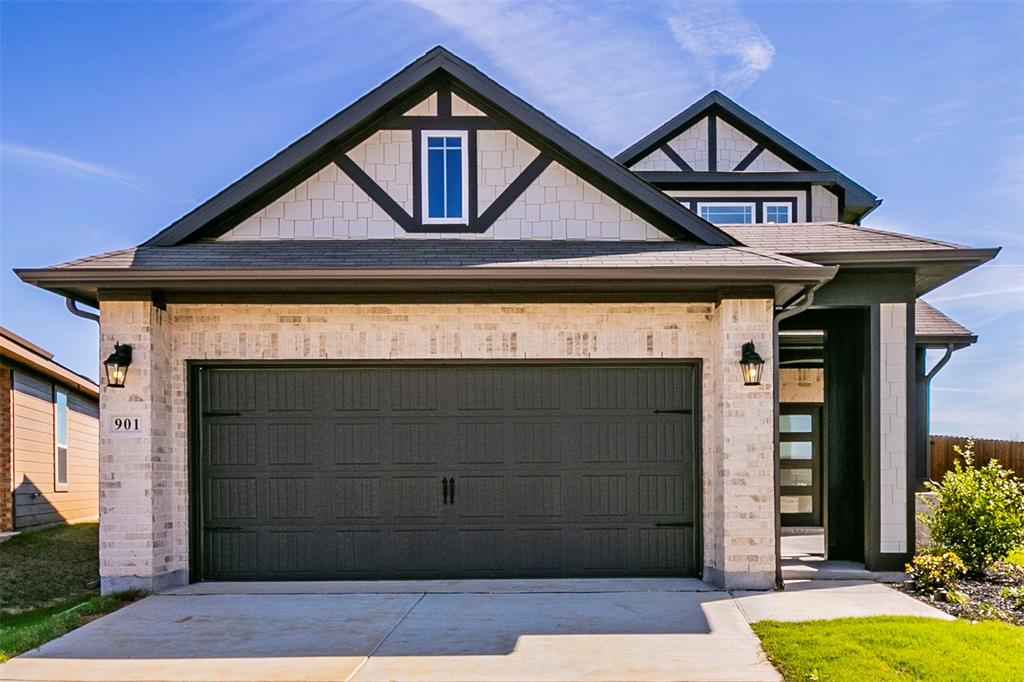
[771,278,831,590]
[924,344,955,382]
[916,343,956,487]
[66,297,100,324]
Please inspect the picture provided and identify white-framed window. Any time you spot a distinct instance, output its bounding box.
[54,388,68,491]
[698,202,755,224]
[764,202,792,224]
[421,130,469,224]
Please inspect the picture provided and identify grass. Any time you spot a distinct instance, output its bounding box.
[1006,548,1024,568]
[0,592,142,662]
[0,522,141,662]
[753,616,1024,682]
[0,522,99,614]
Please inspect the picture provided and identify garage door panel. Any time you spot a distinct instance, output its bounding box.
[196,364,699,580]
[390,423,441,466]
[334,477,381,518]
[391,477,442,519]
[333,423,382,465]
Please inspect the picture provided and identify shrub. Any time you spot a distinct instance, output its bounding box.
[906,552,966,593]
[921,440,1024,577]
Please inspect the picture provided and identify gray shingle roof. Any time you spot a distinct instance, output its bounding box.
[718,222,968,254]
[46,240,820,270]
[916,300,975,342]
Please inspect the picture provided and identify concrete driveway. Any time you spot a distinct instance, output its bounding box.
[0,579,948,682]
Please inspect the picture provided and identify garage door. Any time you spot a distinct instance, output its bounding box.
[193,364,699,580]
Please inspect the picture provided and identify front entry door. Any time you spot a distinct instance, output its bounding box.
[779,404,822,526]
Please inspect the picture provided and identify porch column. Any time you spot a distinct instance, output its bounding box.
[875,302,913,561]
[98,299,185,593]
[707,298,776,589]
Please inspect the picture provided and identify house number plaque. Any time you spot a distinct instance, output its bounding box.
[110,416,142,433]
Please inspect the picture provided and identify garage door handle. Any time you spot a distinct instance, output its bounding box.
[203,411,242,417]
[653,409,692,415]
[442,477,449,505]
[655,521,694,528]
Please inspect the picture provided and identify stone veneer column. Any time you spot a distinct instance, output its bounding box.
[879,302,909,555]
[98,300,183,593]
[706,299,776,589]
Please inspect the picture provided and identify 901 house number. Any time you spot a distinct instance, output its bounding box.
[111,417,142,433]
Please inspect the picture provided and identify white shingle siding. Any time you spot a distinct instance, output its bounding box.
[346,130,414,213]
[404,93,437,116]
[811,185,840,221]
[744,148,796,172]
[715,119,758,171]
[667,117,709,171]
[879,302,908,554]
[491,161,668,241]
[630,146,677,172]
[451,93,486,116]
[221,142,670,241]
[477,130,539,215]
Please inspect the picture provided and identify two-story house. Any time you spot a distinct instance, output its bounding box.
[16,47,996,592]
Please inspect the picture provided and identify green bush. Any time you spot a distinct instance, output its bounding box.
[921,440,1024,577]
[906,552,966,593]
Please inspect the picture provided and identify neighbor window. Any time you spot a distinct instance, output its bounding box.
[698,203,754,224]
[54,388,68,490]
[764,203,792,224]
[422,131,468,223]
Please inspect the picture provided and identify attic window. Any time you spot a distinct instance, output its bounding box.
[765,203,791,224]
[422,131,468,224]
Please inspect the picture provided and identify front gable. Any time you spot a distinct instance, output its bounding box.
[148,48,733,246]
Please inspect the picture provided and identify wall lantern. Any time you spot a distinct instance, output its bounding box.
[103,343,133,389]
[739,340,764,386]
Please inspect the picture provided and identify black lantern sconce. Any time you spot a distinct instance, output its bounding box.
[739,340,764,386]
[103,343,133,388]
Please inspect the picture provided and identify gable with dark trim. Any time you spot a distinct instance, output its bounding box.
[143,47,736,247]
[616,91,880,221]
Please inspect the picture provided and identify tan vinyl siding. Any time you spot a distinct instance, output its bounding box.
[11,368,98,530]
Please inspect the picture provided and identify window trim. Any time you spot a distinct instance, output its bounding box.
[420,130,469,225]
[764,201,792,224]
[696,201,755,225]
[54,387,69,492]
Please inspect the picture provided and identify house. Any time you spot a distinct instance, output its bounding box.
[14,47,997,592]
[1,326,99,532]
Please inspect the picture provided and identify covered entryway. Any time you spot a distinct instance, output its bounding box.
[191,363,700,581]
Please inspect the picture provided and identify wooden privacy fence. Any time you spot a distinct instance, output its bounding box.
[930,435,1024,481]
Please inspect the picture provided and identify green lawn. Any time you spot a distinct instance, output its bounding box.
[0,522,99,614]
[0,522,141,662]
[753,616,1024,682]
[1007,548,1024,568]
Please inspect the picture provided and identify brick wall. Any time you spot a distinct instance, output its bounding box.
[0,366,12,531]
[98,299,776,591]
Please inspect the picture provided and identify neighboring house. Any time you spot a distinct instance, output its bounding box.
[15,47,997,592]
[0,326,99,532]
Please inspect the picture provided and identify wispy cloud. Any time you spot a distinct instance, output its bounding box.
[1,142,143,191]
[666,1,775,92]
[404,0,774,150]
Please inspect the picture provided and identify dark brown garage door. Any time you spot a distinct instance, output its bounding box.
[192,364,699,581]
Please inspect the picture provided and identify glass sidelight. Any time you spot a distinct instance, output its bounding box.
[779,404,822,526]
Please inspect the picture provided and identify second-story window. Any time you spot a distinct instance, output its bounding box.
[698,202,754,224]
[765,203,792,224]
[422,131,468,223]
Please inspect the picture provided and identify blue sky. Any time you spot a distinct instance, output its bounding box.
[1,1,1022,438]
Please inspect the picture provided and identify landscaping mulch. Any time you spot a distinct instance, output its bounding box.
[900,561,1024,626]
